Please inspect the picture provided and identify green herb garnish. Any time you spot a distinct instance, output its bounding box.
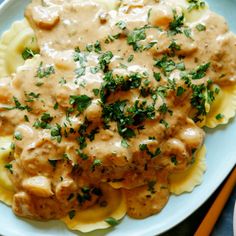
[105,217,119,226]
[68,210,76,219]
[169,10,184,35]
[37,62,55,78]
[69,95,92,113]
[147,180,156,194]
[22,47,38,60]
[14,131,22,140]
[116,20,126,30]
[196,23,206,31]
[216,113,224,120]
[127,27,146,51]
[4,163,13,174]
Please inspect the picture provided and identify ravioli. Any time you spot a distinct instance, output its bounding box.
[169,145,206,195]
[205,85,236,128]
[0,136,14,206]
[62,184,126,232]
[0,19,38,77]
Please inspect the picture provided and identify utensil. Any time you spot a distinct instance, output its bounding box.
[233,201,236,236]
[194,167,236,236]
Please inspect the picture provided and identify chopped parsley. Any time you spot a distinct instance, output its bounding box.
[98,51,113,72]
[147,8,152,20]
[85,41,102,53]
[153,72,161,82]
[86,44,93,52]
[76,149,88,160]
[91,159,102,171]
[160,119,169,128]
[139,143,161,158]
[147,180,156,194]
[33,113,53,129]
[102,100,155,139]
[127,54,134,63]
[41,113,53,123]
[105,217,119,226]
[36,62,55,78]
[121,139,129,148]
[22,47,38,60]
[25,92,40,102]
[91,187,103,196]
[92,88,100,96]
[75,66,86,78]
[196,23,206,31]
[69,95,92,113]
[90,66,100,74]
[168,40,181,54]
[169,10,184,35]
[94,40,102,53]
[176,62,186,71]
[68,210,76,219]
[7,97,32,112]
[116,20,126,30]
[74,51,87,65]
[171,156,178,165]
[127,27,146,51]
[104,34,120,44]
[216,113,224,120]
[191,84,211,121]
[77,187,92,205]
[54,102,59,110]
[187,0,206,12]
[191,62,210,80]
[48,160,57,168]
[4,163,13,174]
[154,55,176,75]
[51,124,62,143]
[87,127,99,141]
[14,131,22,141]
[176,86,186,96]
[100,71,143,102]
[158,103,169,114]
[24,115,29,122]
[183,27,192,38]
[143,41,157,51]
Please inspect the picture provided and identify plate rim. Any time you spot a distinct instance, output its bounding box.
[0,0,235,235]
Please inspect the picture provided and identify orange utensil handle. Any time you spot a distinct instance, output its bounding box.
[194,167,236,236]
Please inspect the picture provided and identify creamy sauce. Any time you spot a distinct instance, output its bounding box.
[0,0,236,220]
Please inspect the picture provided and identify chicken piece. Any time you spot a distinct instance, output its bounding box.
[30,5,60,30]
[55,177,77,202]
[22,176,53,197]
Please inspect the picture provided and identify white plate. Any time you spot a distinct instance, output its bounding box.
[0,0,235,235]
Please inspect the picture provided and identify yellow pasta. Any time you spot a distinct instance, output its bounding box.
[62,184,126,232]
[0,186,14,206]
[0,19,38,77]
[183,1,209,23]
[205,84,236,128]
[0,136,14,191]
[0,136,14,206]
[169,145,206,195]
[195,90,211,128]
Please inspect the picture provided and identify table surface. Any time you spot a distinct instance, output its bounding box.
[0,0,235,235]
